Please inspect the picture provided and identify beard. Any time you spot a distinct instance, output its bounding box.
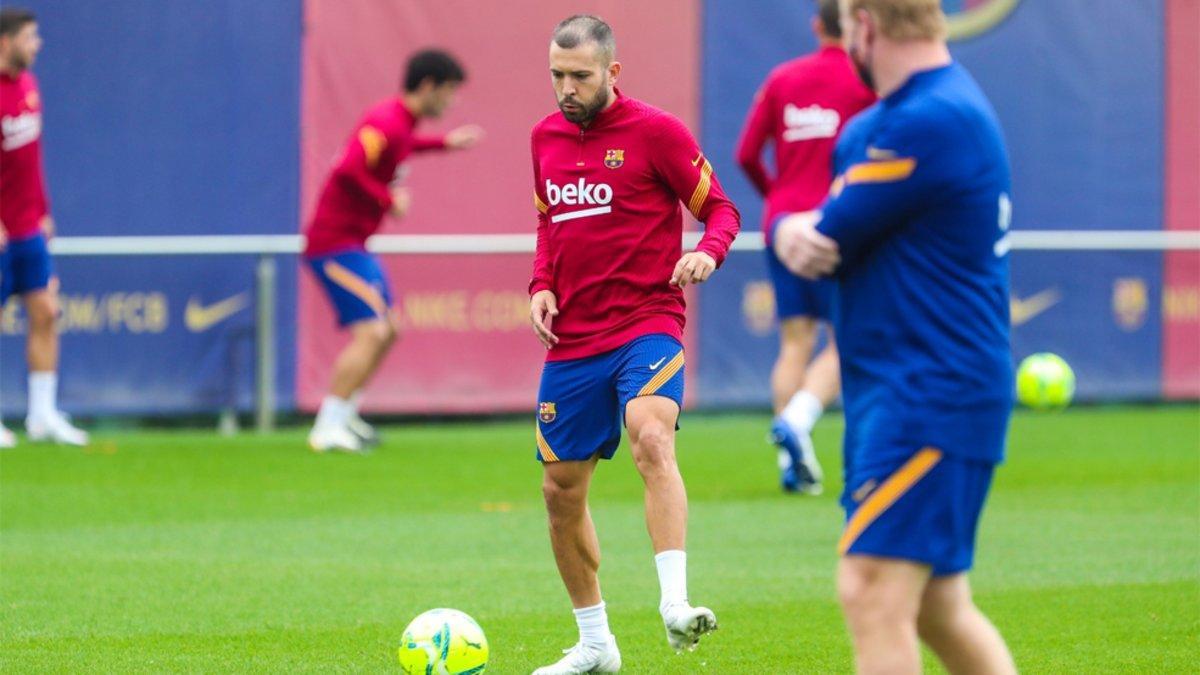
[849,44,876,93]
[558,82,609,125]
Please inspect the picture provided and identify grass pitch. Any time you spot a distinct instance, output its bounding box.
[2,407,1197,673]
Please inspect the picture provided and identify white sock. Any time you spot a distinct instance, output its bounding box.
[349,390,363,413]
[314,395,352,431]
[573,601,611,648]
[29,371,57,421]
[781,390,824,434]
[655,549,688,611]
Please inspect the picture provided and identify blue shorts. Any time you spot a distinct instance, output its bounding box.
[535,334,685,463]
[766,217,835,320]
[839,447,995,576]
[305,250,393,327]
[1,233,53,302]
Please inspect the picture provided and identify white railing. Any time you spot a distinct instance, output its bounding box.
[41,230,1200,431]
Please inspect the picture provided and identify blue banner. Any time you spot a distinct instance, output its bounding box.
[1,0,300,415]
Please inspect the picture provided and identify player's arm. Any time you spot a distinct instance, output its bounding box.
[652,115,742,287]
[332,124,397,213]
[782,114,953,277]
[412,125,485,152]
[528,135,558,348]
[735,81,775,197]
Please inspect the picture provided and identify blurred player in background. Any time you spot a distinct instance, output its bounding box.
[527,15,740,674]
[0,8,87,447]
[736,0,874,494]
[778,0,1017,672]
[303,49,482,453]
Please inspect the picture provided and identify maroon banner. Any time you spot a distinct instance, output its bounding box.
[1163,0,1199,399]
[298,0,702,412]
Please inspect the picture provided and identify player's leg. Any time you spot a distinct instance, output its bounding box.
[765,245,832,492]
[618,336,716,651]
[306,252,394,452]
[341,311,399,446]
[533,358,622,675]
[15,235,87,445]
[770,316,816,413]
[0,253,14,448]
[837,555,929,675]
[917,573,1017,675]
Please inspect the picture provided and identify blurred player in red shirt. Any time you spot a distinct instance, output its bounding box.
[736,0,874,493]
[0,8,87,448]
[303,50,482,452]
[527,15,740,674]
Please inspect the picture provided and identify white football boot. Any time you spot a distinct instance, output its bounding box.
[26,412,89,446]
[345,412,379,446]
[0,423,16,448]
[307,423,364,453]
[531,635,621,674]
[661,603,718,652]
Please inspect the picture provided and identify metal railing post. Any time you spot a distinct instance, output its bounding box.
[255,254,277,433]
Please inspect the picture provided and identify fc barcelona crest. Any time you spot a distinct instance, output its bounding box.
[604,149,625,169]
[539,402,558,423]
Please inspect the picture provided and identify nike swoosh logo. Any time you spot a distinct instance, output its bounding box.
[691,153,703,167]
[186,293,250,332]
[1010,288,1061,326]
[648,357,667,370]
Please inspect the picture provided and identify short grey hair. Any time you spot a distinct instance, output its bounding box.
[552,14,615,64]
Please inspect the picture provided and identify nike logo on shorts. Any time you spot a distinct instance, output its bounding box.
[648,357,667,370]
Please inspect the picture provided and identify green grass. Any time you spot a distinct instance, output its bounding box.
[2,407,1197,673]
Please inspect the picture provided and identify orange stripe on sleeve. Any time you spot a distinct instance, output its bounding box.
[534,192,549,214]
[844,158,917,185]
[838,447,943,555]
[687,161,714,217]
[358,126,387,169]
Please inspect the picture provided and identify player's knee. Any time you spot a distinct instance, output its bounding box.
[542,475,585,516]
[838,566,905,626]
[630,420,676,475]
[917,589,974,641]
[26,296,58,332]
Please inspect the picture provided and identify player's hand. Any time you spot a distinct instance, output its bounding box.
[39,215,55,239]
[776,211,840,279]
[670,251,717,287]
[389,186,412,218]
[529,290,560,349]
[445,125,484,150]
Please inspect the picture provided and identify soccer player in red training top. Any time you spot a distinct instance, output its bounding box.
[736,0,875,494]
[527,16,740,674]
[0,8,88,448]
[304,49,482,452]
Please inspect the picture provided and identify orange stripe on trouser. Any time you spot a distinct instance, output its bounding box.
[637,351,685,397]
[536,425,559,462]
[323,261,387,317]
[837,447,943,555]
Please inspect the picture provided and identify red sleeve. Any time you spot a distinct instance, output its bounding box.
[651,115,741,267]
[412,135,448,152]
[332,124,393,210]
[735,80,775,197]
[528,133,555,295]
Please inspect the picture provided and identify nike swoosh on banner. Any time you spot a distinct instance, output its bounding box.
[1010,288,1061,326]
[186,293,250,332]
[648,357,667,370]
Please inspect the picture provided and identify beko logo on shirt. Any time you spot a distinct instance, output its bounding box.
[1,111,41,151]
[545,179,613,223]
[782,104,839,142]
